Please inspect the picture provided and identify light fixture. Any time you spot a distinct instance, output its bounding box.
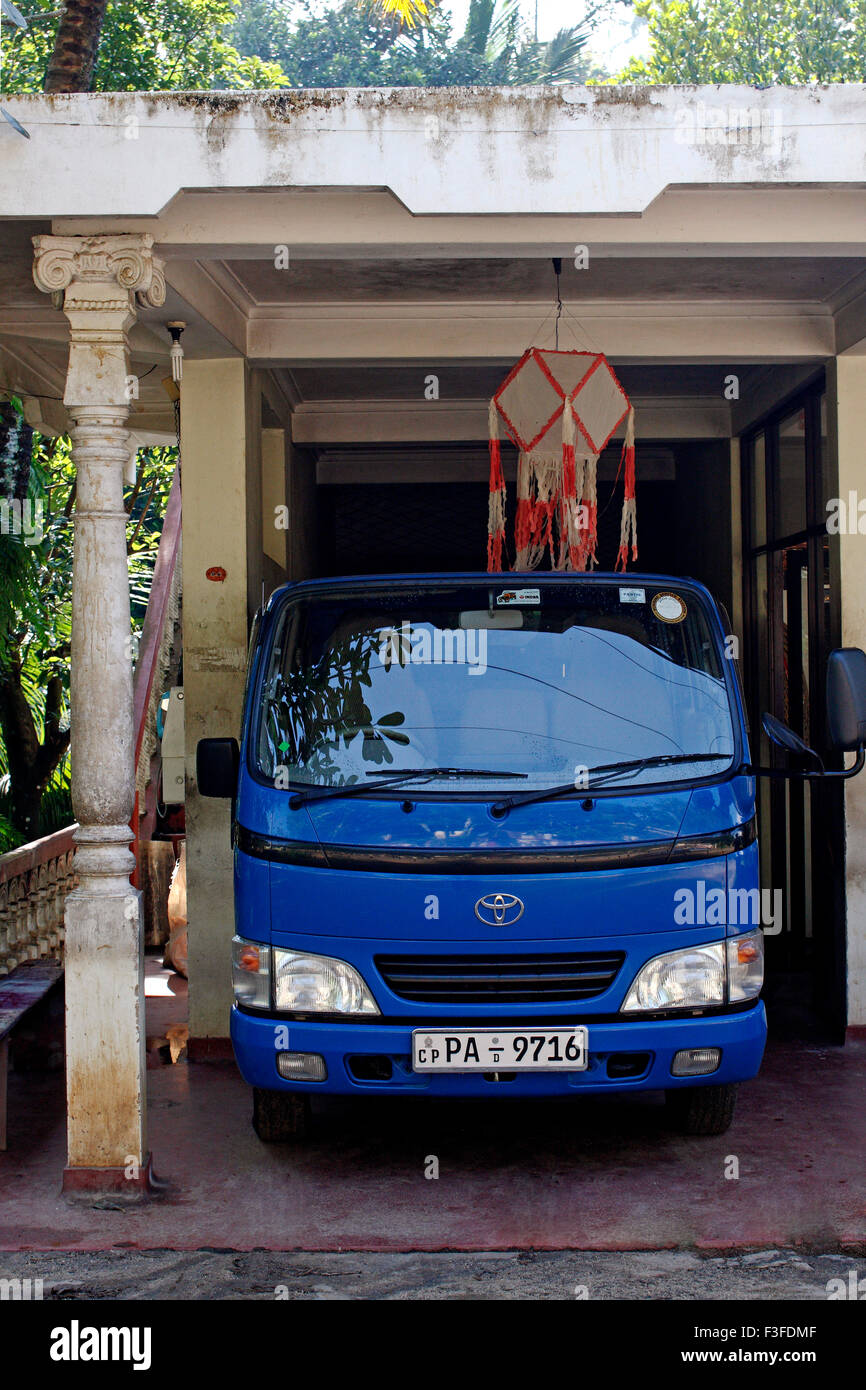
[167,321,186,383]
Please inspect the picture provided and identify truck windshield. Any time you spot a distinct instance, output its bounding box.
[253,581,737,794]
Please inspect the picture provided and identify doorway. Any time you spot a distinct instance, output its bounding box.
[741,380,847,1039]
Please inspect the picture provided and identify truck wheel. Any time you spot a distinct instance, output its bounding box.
[252,1088,311,1142]
[666,1082,738,1136]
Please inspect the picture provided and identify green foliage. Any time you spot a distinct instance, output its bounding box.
[0,431,74,844]
[622,0,866,83]
[0,811,22,854]
[264,626,409,784]
[0,405,177,850]
[231,0,604,87]
[126,444,177,621]
[0,0,287,92]
[0,0,614,92]
[0,440,71,707]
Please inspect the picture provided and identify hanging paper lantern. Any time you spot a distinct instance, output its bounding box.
[486,348,636,573]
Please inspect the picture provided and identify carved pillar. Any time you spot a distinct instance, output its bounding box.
[32,235,165,1192]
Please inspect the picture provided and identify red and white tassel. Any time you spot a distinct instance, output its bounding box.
[514,451,532,570]
[615,406,637,572]
[579,454,598,571]
[559,397,580,570]
[487,398,507,571]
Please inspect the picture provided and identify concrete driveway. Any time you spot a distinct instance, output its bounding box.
[1,1037,864,1254]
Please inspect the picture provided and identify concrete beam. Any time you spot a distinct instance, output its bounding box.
[3,88,865,221]
[53,188,866,259]
[292,395,731,446]
[164,260,247,357]
[833,273,866,357]
[248,302,834,365]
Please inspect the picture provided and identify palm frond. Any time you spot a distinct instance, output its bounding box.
[485,0,522,61]
[375,0,431,28]
[538,24,592,82]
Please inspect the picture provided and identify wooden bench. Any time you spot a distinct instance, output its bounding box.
[0,962,63,1149]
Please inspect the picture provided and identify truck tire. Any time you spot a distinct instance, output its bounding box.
[252,1088,311,1142]
[666,1082,738,1136]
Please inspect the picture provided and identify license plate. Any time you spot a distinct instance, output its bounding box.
[412,1027,588,1072]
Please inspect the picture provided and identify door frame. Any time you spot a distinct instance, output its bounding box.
[740,375,847,1039]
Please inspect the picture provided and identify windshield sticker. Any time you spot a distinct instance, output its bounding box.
[619,587,645,604]
[496,587,540,606]
[652,592,688,624]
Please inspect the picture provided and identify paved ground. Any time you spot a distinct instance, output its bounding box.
[1,955,864,1255]
[1,1248,864,1300]
[1,1037,865,1253]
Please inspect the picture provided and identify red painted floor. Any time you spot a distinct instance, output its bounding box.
[0,963,864,1252]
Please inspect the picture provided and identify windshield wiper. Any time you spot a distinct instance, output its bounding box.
[290,767,526,810]
[490,753,730,817]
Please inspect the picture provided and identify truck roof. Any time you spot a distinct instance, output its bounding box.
[263,571,711,615]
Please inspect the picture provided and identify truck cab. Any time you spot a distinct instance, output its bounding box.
[196,572,866,1142]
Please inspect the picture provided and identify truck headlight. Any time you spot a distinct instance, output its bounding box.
[273,950,380,1015]
[232,935,271,1009]
[621,942,726,1012]
[621,930,764,1013]
[727,928,764,1001]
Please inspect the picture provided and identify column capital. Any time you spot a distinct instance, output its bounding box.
[32,232,165,310]
[32,234,165,411]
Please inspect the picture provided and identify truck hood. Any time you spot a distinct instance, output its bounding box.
[281,787,694,852]
[237,781,756,945]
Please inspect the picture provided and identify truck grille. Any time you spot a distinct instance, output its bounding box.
[375,951,625,1005]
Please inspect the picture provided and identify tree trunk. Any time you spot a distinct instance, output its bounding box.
[9,782,43,842]
[43,0,108,93]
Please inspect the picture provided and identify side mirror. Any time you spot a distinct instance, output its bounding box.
[196,737,240,798]
[755,649,866,781]
[826,648,866,752]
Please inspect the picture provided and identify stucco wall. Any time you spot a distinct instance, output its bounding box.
[829,356,866,1026]
[182,359,258,1039]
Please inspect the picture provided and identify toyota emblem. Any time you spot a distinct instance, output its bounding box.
[474,892,525,926]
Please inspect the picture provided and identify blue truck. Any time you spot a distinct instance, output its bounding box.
[197,573,866,1141]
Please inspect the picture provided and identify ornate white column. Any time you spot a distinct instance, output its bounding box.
[32,235,165,1193]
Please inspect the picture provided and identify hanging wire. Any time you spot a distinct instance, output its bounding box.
[561,303,594,351]
[552,257,562,349]
[525,301,558,352]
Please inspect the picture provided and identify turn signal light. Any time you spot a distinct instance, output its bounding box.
[735,939,760,964]
[238,945,261,973]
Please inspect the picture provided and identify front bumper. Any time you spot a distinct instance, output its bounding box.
[231,1001,767,1099]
